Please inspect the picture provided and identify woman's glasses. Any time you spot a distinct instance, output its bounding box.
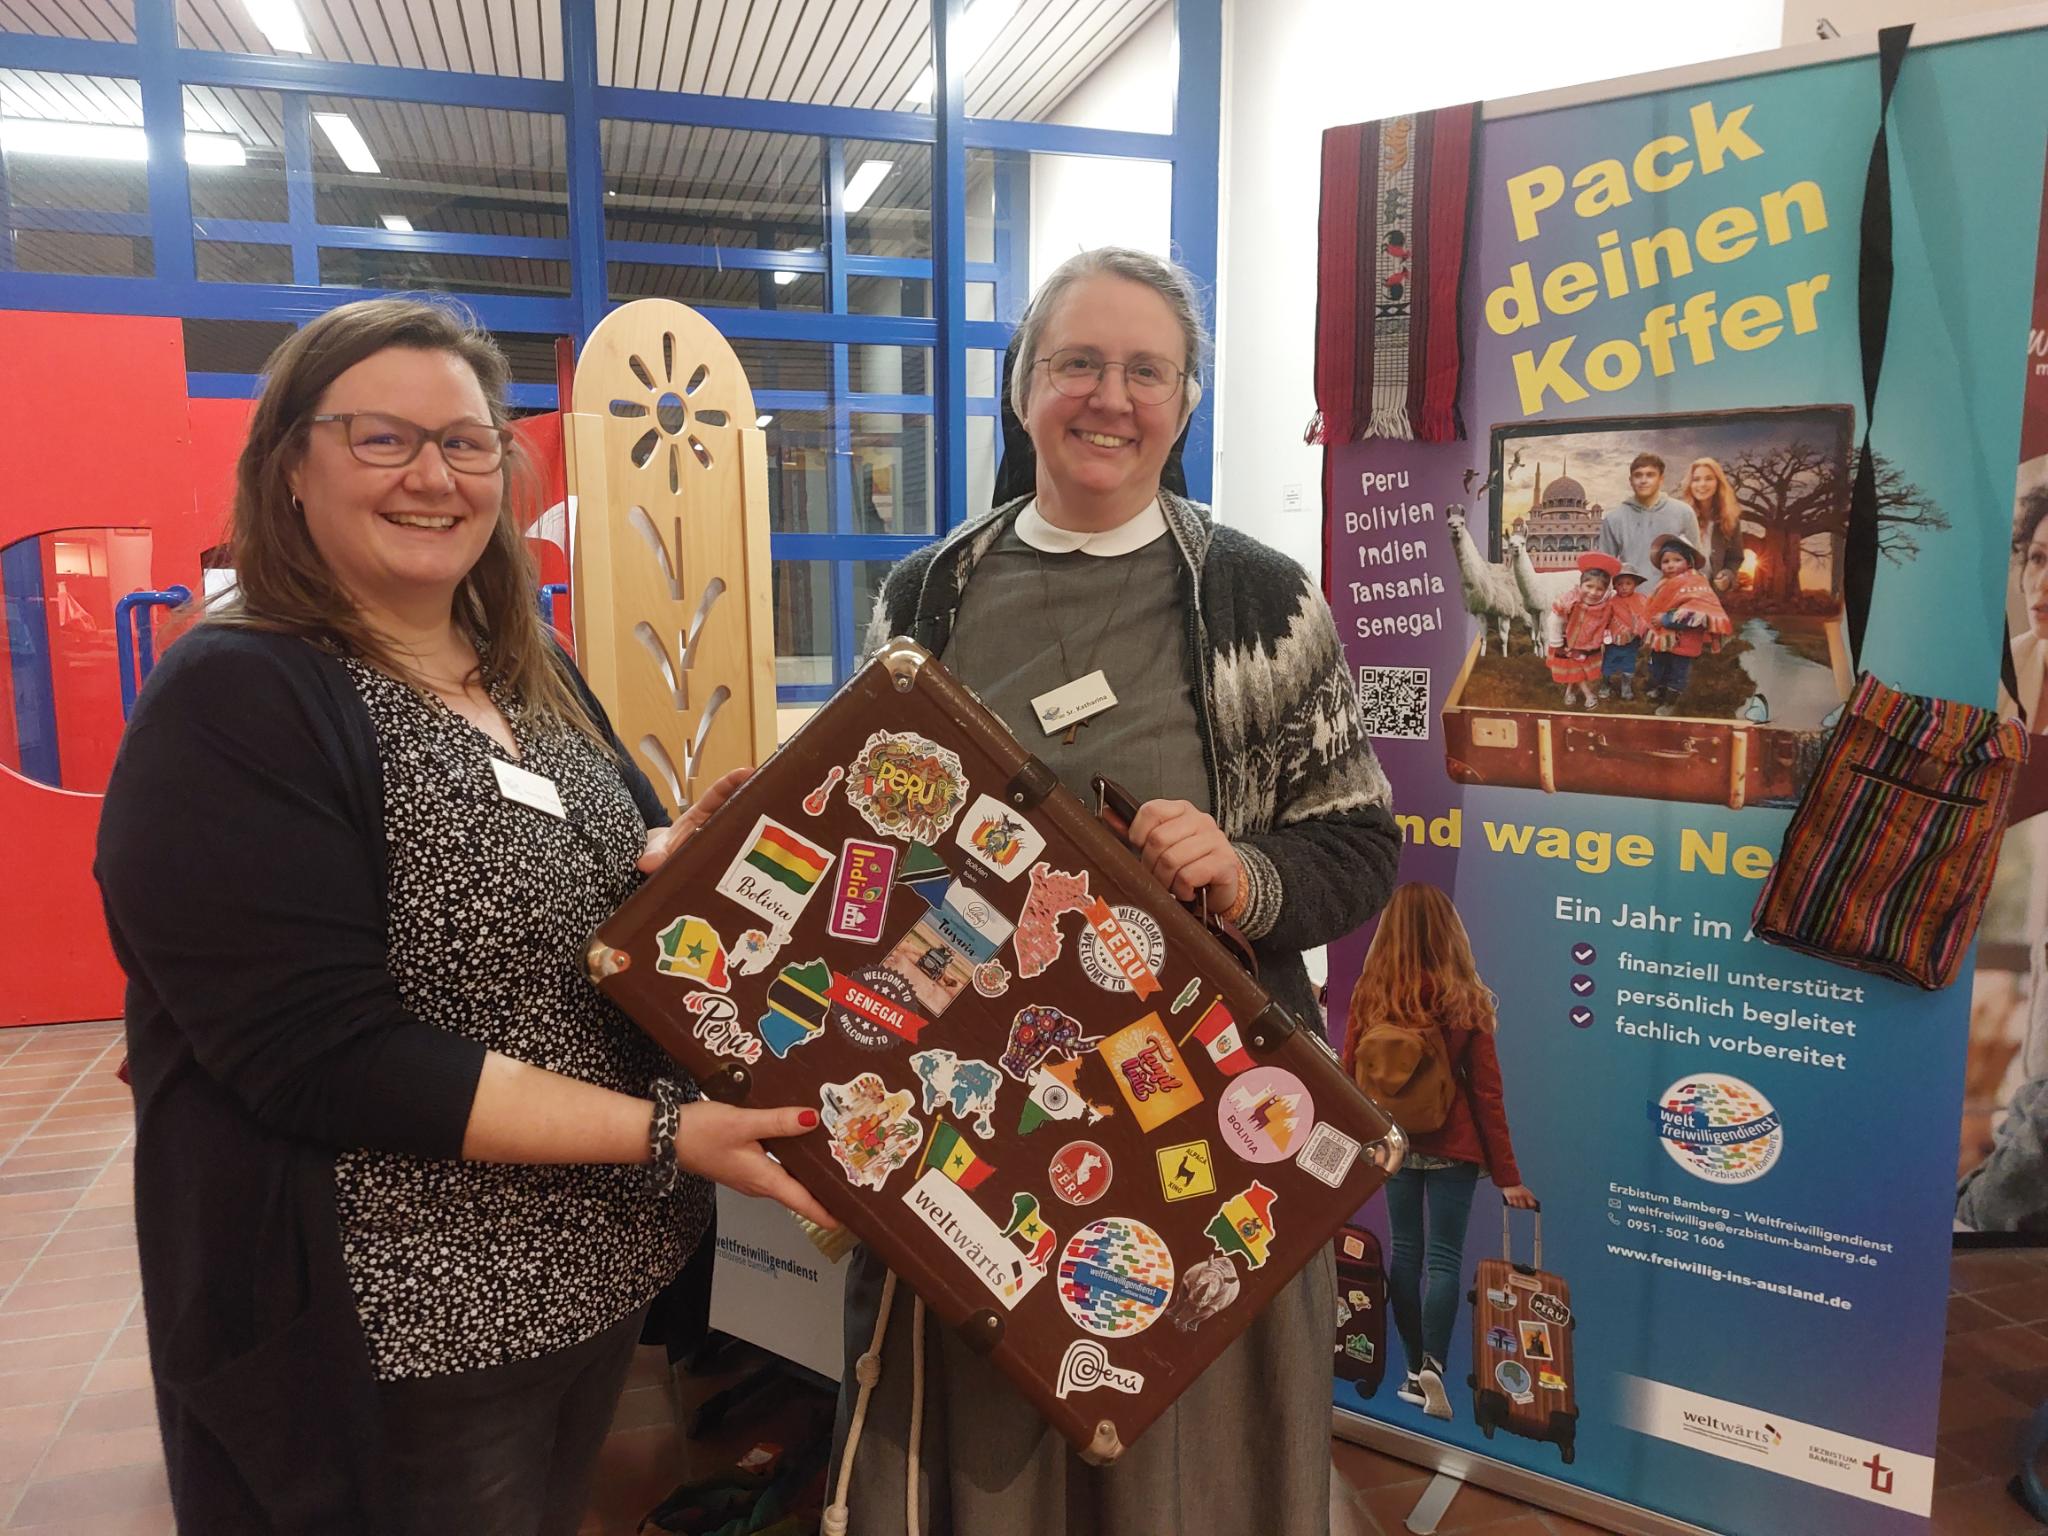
[1033,348,1186,405]
[309,412,513,474]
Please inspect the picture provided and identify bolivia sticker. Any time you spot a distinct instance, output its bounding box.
[1204,1180,1279,1269]
[1054,1339,1144,1399]
[655,915,731,989]
[684,992,762,1065]
[757,959,833,1058]
[846,731,967,844]
[1014,862,1093,979]
[1539,1371,1568,1392]
[909,1049,1004,1140]
[954,793,1046,880]
[1162,1252,1240,1333]
[1295,1122,1362,1188]
[1651,1073,1783,1184]
[716,816,834,936]
[1000,1004,1104,1083]
[1078,903,1166,997]
[826,839,897,944]
[819,1073,922,1192]
[1098,1014,1204,1133]
[831,965,928,1050]
[972,958,1012,998]
[1530,1293,1573,1328]
[1156,1138,1217,1202]
[1048,1140,1113,1205]
[1495,1359,1535,1402]
[1216,1066,1314,1163]
[1057,1217,1175,1339]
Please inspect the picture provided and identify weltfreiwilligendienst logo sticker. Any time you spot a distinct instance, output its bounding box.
[1650,1073,1783,1184]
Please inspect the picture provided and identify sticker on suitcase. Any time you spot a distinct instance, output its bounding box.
[1530,1293,1573,1327]
[1058,1217,1176,1338]
[1055,1339,1145,1398]
[1015,863,1094,979]
[1295,1121,1362,1187]
[1216,1067,1314,1163]
[881,878,1016,1017]
[1048,1139,1113,1205]
[1000,1004,1104,1083]
[1204,1181,1279,1269]
[830,965,929,1049]
[825,839,897,944]
[1077,903,1166,998]
[716,816,834,936]
[655,914,731,989]
[1018,1057,1117,1135]
[1156,1138,1216,1202]
[819,1072,922,1191]
[955,793,1046,880]
[909,1049,1003,1139]
[1180,997,1252,1075]
[683,992,762,1064]
[846,731,968,844]
[903,1169,1044,1310]
[1162,1252,1240,1333]
[1098,1015,1204,1132]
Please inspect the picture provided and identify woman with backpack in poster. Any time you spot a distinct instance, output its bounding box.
[1343,883,1537,1420]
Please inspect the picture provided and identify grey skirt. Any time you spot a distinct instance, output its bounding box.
[828,1243,1338,1536]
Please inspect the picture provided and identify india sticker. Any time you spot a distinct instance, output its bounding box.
[1216,1065,1315,1164]
[716,815,834,936]
[1098,1014,1204,1133]
[1155,1138,1217,1202]
[1057,1217,1175,1339]
[826,839,897,944]
[1048,1140,1113,1205]
[954,793,1046,881]
[819,1073,922,1192]
[846,731,968,844]
[1018,1058,1115,1135]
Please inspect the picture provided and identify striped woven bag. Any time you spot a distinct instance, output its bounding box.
[1751,676,2026,989]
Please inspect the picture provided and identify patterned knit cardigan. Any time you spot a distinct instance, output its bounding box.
[863,490,1402,1024]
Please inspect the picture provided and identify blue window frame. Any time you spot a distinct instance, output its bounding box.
[0,0,1221,703]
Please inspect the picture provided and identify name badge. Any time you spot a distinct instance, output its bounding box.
[1031,670,1118,737]
[491,756,566,819]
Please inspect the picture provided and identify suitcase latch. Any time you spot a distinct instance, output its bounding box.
[1004,757,1061,813]
[1247,1002,1299,1052]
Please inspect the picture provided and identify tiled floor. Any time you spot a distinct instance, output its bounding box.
[2,1019,2044,1535]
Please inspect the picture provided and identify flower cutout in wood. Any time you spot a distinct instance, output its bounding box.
[608,331,732,494]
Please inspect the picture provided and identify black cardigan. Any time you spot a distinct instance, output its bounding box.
[94,625,666,1534]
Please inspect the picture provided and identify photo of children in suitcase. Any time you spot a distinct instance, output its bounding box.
[1438,406,1936,809]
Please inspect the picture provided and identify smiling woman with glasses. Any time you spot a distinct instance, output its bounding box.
[94,297,831,1536]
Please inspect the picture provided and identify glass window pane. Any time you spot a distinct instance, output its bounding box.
[968,415,998,518]
[178,0,562,78]
[856,560,898,656]
[494,332,564,386]
[849,275,930,318]
[603,123,824,251]
[967,349,999,399]
[961,2,1174,133]
[307,98,567,239]
[319,247,569,298]
[608,262,825,312]
[1,72,151,275]
[967,282,996,322]
[11,229,152,276]
[849,345,932,397]
[730,339,830,394]
[182,318,294,373]
[852,415,933,538]
[196,239,291,284]
[844,140,930,259]
[771,559,833,688]
[600,3,927,105]
[1016,155,1173,293]
[764,411,832,534]
[183,86,285,222]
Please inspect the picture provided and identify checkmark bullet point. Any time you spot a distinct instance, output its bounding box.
[1570,1006,1595,1028]
[1572,943,1596,964]
[1570,974,1595,996]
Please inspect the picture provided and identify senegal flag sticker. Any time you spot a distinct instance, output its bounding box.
[716,814,835,936]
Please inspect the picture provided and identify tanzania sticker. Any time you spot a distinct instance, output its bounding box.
[1003,1192,1056,1270]
[846,731,967,844]
[1517,1320,1556,1362]
[1000,1004,1104,1083]
[1216,1066,1314,1164]
[802,764,844,815]
[1014,862,1093,979]
[1054,1339,1144,1399]
[716,815,834,935]
[1181,997,1252,1075]
[1487,1326,1517,1352]
[909,1049,1003,1139]
[684,992,761,1065]
[819,1073,921,1192]
[655,915,730,989]
[972,959,1012,998]
[903,1168,1043,1310]
[1156,1139,1217,1202]
[1539,1370,1569,1392]
[954,793,1046,881]
[881,878,1016,1017]
[895,841,952,899]
[1205,1180,1278,1269]
[757,958,833,1058]
[1295,1122,1362,1188]
[1098,1014,1204,1133]
[1018,1058,1116,1135]
[1048,1140,1113,1206]
[730,927,785,978]
[1163,1251,1240,1333]
[1170,978,1201,1015]
[1529,1293,1574,1328]
[826,839,897,944]
[1495,1359,1535,1403]
[831,965,928,1050]
[1058,1217,1175,1338]
[1078,903,1165,998]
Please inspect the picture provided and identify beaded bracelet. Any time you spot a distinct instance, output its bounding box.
[647,1077,684,1196]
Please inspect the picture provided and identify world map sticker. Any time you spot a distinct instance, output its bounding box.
[1216,1066,1315,1164]
[1057,1217,1175,1339]
[845,731,968,844]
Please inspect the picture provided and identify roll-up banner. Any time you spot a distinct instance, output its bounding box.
[1322,22,2047,1535]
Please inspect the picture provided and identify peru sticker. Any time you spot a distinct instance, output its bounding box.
[1055,1339,1143,1399]
[826,839,897,944]
[1216,1066,1314,1164]
[1078,903,1165,998]
[953,793,1045,881]
[1530,1293,1574,1328]
[1048,1140,1113,1206]
[716,815,833,936]
[683,992,762,1065]
[1295,1122,1361,1187]
[846,731,967,844]
[819,1072,922,1192]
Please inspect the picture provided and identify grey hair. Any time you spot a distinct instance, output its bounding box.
[1008,247,1210,424]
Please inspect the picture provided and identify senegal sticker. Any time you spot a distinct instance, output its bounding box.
[716,816,833,936]
[1014,862,1093,979]
[1003,1191,1056,1270]
[1204,1181,1278,1269]
[1048,1139,1113,1206]
[1098,1014,1204,1133]
[819,1072,921,1192]
[655,915,731,990]
[1295,1122,1362,1188]
[846,731,967,844]
[1156,1139,1217,1202]
[953,793,1046,881]
[826,839,897,945]
[1054,1339,1143,1399]
[909,1049,1003,1140]
[756,959,833,1059]
[1216,1066,1315,1164]
[1058,1217,1175,1338]
[684,992,761,1065]
[1162,1251,1240,1333]
[831,965,928,1050]
[1078,903,1165,998]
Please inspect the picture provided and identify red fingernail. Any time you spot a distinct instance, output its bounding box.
[798,1109,819,1129]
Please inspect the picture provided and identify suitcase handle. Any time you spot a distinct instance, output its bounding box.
[1502,1199,1542,1272]
[1092,775,1259,976]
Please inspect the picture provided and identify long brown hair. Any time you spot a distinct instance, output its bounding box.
[1342,884,1496,1076]
[1684,456,1742,544]
[212,297,604,745]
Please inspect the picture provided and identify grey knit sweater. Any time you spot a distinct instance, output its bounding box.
[863,490,1401,1034]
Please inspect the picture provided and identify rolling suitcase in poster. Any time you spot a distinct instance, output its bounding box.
[587,639,1407,1464]
[1333,1223,1388,1397]
[1466,1203,1577,1463]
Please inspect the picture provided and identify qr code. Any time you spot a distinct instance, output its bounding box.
[1356,666,1430,740]
[1296,1122,1362,1188]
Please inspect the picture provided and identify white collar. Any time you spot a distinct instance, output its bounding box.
[1014,497,1167,557]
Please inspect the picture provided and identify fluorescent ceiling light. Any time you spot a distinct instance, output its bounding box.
[773,247,817,286]
[312,112,379,174]
[241,0,311,53]
[843,160,894,214]
[379,213,413,232]
[0,119,244,166]
[903,0,1018,105]
[773,271,798,286]
[755,414,775,428]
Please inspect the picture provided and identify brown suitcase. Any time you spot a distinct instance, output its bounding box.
[1466,1204,1577,1464]
[587,638,1407,1463]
